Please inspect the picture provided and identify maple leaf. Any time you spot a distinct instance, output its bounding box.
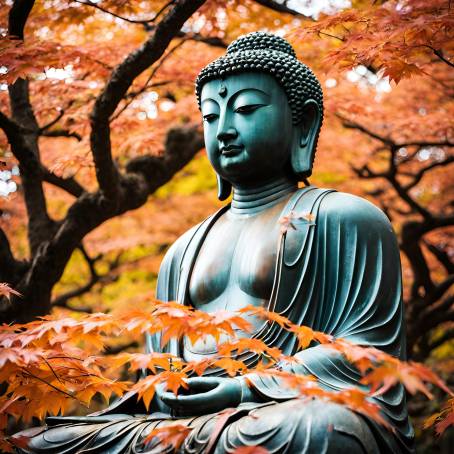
[184,358,213,376]
[0,283,22,301]
[233,447,270,454]
[122,352,179,373]
[214,357,248,377]
[278,210,316,234]
[205,408,238,452]
[133,375,161,411]
[143,424,191,450]
[436,412,454,437]
[1,299,452,444]
[240,305,292,329]
[0,37,109,84]
[425,397,454,435]
[291,325,316,350]
[164,370,189,395]
[333,388,392,430]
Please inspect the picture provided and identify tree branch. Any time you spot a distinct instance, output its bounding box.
[425,275,454,307]
[51,246,123,313]
[339,114,442,219]
[432,48,454,68]
[0,121,205,323]
[51,245,103,312]
[1,3,207,323]
[51,299,93,313]
[401,230,435,298]
[0,228,25,283]
[428,327,454,351]
[73,0,227,47]
[337,114,395,147]
[404,155,454,190]
[424,240,454,275]
[39,101,81,140]
[180,32,227,48]
[111,38,188,122]
[126,124,204,194]
[0,109,54,254]
[39,109,66,132]
[253,0,309,17]
[7,1,55,255]
[51,244,98,307]
[422,305,454,333]
[104,341,139,355]
[42,168,85,198]
[338,114,454,150]
[73,0,176,29]
[389,174,432,219]
[398,140,454,148]
[41,128,82,141]
[8,0,34,39]
[415,44,454,69]
[89,0,206,201]
[351,163,388,180]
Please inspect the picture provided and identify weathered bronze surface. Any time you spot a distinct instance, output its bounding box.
[15,32,414,453]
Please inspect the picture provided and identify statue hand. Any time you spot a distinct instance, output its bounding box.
[158,376,242,416]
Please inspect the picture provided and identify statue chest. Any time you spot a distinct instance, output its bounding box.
[188,206,284,314]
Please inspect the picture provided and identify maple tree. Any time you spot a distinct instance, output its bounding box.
[0,0,453,451]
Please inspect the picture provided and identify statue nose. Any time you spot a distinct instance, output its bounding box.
[217,127,238,142]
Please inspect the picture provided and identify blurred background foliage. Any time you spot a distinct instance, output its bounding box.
[0,0,452,450]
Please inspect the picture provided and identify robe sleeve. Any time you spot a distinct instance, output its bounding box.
[244,192,413,452]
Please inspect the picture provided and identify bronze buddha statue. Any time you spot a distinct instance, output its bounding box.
[15,32,414,453]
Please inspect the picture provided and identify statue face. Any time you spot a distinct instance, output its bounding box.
[200,73,294,186]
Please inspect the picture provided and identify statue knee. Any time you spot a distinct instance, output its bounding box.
[215,399,380,454]
[302,400,380,453]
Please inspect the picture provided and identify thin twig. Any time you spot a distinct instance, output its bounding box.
[21,369,76,401]
[73,0,164,27]
[43,357,63,384]
[110,38,188,121]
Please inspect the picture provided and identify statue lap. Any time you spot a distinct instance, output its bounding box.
[18,399,379,453]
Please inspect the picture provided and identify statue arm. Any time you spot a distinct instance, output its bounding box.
[239,192,406,404]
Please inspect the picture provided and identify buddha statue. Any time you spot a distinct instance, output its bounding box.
[15,32,414,453]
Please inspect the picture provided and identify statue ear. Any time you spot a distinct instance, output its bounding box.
[216,174,232,201]
[291,99,321,178]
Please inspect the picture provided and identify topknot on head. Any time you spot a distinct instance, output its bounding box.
[226,31,297,59]
[195,32,323,127]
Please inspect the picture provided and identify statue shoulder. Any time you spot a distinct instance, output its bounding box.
[316,190,393,232]
[285,190,394,263]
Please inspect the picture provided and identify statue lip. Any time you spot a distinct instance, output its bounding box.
[221,144,244,156]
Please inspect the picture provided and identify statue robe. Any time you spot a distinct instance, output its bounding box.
[150,186,414,452]
[15,187,414,454]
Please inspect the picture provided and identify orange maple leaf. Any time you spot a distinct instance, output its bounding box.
[0,283,22,301]
[143,424,191,450]
[233,447,270,454]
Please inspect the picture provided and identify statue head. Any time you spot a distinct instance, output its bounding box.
[196,32,323,200]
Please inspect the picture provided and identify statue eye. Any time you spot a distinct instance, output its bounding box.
[234,104,264,114]
[203,113,219,123]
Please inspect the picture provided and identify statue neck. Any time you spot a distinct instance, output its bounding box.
[231,176,297,215]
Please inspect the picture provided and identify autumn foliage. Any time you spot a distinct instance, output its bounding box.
[0,0,453,452]
[0,299,452,452]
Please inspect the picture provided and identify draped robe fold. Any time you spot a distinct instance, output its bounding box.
[15,187,414,453]
[150,187,414,453]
